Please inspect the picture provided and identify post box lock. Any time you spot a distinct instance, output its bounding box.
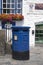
[14,35,18,40]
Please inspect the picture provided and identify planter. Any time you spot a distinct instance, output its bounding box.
[0,14,24,22]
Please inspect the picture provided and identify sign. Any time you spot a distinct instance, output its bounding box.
[14,35,18,41]
[27,3,43,15]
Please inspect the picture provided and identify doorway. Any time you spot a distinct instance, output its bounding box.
[35,24,43,46]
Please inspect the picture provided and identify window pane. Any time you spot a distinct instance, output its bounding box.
[7,9,10,13]
[7,4,10,8]
[7,0,10,3]
[17,9,21,13]
[18,9,21,13]
[18,4,21,8]
[11,0,15,3]
[12,9,15,13]
[18,0,22,3]
[3,9,6,13]
[3,4,6,8]
[2,0,22,14]
[3,0,6,3]
[11,4,15,8]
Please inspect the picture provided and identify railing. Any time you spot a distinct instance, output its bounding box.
[0,24,12,44]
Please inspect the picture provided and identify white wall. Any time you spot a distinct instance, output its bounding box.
[16,0,43,47]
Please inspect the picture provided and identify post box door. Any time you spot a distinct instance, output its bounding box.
[12,29,29,52]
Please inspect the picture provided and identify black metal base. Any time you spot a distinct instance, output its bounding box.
[12,50,29,60]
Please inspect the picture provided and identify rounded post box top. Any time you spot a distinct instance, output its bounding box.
[11,26,30,29]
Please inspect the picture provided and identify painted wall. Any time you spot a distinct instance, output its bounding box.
[16,0,43,47]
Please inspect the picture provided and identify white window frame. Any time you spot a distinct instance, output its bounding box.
[2,0,22,14]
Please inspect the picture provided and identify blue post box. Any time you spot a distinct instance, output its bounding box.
[12,26,30,60]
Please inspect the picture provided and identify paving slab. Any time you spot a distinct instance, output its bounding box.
[0,46,43,65]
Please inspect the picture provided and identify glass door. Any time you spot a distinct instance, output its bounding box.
[35,24,43,43]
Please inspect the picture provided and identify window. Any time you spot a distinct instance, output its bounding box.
[2,0,22,28]
[7,0,10,3]
[18,0,22,3]
[11,0,15,3]
[16,0,22,14]
[3,0,6,3]
[3,4,6,8]
[11,4,15,8]
[2,0,22,14]
[11,9,15,13]
[3,9,6,13]
[7,9,10,13]
[35,25,43,43]
[18,4,21,8]
[17,9,21,13]
[7,4,10,8]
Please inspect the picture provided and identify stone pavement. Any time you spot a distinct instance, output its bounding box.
[0,46,43,65]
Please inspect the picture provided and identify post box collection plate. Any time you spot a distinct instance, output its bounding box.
[14,35,17,41]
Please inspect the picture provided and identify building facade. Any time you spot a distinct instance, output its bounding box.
[0,0,43,47]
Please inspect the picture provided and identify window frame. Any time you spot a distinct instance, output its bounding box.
[2,0,22,14]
